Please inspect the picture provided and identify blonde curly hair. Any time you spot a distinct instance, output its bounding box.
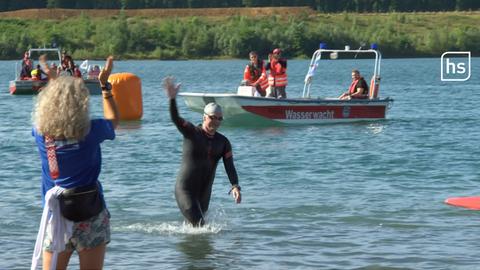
[33,76,90,141]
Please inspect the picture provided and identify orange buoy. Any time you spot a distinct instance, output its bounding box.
[104,73,143,120]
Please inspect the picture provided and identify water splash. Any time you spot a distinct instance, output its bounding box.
[366,123,384,134]
[116,207,228,235]
[118,221,223,235]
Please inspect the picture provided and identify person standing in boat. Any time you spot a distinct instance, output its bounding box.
[38,54,50,81]
[265,48,288,99]
[243,51,268,97]
[163,76,242,227]
[21,52,33,79]
[339,69,369,100]
[21,59,33,79]
[61,55,76,76]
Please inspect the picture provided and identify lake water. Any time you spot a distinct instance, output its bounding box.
[1,56,480,269]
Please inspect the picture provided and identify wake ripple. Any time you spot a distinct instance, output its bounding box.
[117,221,225,235]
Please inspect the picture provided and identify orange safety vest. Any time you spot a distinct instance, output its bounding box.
[267,59,288,87]
[258,77,269,90]
[244,60,269,90]
[348,77,368,98]
[348,79,359,94]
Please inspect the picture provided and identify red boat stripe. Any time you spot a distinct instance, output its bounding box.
[242,105,385,119]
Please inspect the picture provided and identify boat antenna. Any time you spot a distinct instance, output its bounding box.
[354,42,366,59]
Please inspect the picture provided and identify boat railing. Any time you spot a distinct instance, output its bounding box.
[17,48,100,82]
[28,48,62,62]
[15,61,19,80]
[302,47,381,99]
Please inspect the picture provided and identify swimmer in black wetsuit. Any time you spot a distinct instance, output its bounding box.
[163,76,242,226]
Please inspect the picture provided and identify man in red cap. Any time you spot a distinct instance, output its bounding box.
[265,48,288,99]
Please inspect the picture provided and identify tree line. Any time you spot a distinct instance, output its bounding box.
[0,13,478,60]
[0,0,479,12]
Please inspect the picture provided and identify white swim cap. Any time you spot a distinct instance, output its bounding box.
[204,102,222,115]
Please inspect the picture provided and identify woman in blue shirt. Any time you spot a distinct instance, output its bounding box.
[32,56,119,270]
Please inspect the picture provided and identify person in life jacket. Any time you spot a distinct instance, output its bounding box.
[265,48,288,99]
[243,51,268,96]
[31,65,42,80]
[21,59,33,80]
[339,69,369,100]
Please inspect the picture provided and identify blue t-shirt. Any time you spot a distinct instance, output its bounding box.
[33,119,115,201]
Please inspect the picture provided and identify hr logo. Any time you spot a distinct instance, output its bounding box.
[441,51,471,81]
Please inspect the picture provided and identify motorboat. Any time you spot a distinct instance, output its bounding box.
[179,44,393,125]
[9,48,101,95]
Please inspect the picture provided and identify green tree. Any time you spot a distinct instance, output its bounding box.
[94,0,121,9]
[243,0,254,7]
[76,0,95,8]
[122,0,145,9]
[47,0,75,8]
[127,18,155,52]
[0,0,11,11]
[46,0,55,8]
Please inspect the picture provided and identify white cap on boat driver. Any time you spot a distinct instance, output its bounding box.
[204,103,222,115]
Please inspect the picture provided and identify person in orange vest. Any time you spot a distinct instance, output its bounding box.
[265,48,288,99]
[243,51,268,97]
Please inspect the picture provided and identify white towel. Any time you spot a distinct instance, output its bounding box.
[31,186,74,270]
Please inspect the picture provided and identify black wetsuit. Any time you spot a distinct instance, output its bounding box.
[170,99,239,226]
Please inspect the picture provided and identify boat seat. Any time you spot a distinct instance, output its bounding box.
[237,86,261,97]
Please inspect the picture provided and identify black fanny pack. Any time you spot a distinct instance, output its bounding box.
[58,183,104,222]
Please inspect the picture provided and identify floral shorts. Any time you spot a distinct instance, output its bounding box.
[43,208,111,253]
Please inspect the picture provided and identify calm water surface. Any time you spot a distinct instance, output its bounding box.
[1,57,479,269]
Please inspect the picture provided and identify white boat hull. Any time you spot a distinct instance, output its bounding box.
[9,79,101,95]
[179,93,393,125]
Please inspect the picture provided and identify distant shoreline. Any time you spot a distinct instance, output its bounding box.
[0,9,478,60]
[1,8,479,19]
[0,7,315,19]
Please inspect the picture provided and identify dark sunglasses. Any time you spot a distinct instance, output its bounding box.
[207,115,223,121]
